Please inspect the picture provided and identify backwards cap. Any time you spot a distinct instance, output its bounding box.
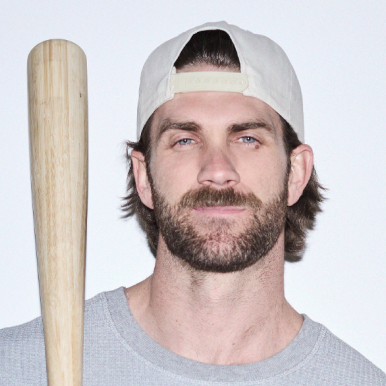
[137,21,304,142]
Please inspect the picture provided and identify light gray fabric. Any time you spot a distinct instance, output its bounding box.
[1,287,385,385]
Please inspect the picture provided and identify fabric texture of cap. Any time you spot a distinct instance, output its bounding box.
[137,21,304,142]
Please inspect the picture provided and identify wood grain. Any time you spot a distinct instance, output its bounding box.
[28,39,88,386]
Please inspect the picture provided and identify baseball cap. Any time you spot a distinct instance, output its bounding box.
[137,21,304,142]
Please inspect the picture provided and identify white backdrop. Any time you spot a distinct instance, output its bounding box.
[1,0,385,372]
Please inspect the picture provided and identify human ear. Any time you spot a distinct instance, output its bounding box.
[287,144,314,206]
[131,150,154,209]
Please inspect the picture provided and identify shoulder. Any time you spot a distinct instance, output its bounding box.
[0,289,115,386]
[304,316,386,385]
[0,313,43,340]
[0,314,45,354]
[0,289,107,341]
[0,316,46,385]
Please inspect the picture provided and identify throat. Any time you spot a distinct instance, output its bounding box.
[125,240,303,365]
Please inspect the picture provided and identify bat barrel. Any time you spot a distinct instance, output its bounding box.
[28,40,88,386]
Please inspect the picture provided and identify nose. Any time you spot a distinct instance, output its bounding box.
[197,147,240,188]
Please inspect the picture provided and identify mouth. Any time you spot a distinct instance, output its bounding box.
[193,206,246,215]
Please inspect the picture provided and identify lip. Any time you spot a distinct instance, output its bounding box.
[193,206,245,215]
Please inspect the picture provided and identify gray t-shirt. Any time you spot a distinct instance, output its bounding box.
[1,287,385,385]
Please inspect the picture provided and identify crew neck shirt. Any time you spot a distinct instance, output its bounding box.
[1,287,385,385]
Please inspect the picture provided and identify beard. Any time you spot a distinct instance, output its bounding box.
[151,180,288,273]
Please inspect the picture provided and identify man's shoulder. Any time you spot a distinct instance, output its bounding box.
[0,315,46,385]
[0,289,107,340]
[305,316,386,384]
[0,314,45,354]
[0,289,112,386]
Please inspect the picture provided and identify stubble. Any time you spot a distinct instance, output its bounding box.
[151,181,288,273]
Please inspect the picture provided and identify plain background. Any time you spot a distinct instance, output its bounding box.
[1,0,385,372]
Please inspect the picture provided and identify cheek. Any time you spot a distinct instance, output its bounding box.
[237,151,288,199]
[150,154,199,202]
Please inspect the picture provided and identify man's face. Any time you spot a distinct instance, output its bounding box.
[145,78,290,272]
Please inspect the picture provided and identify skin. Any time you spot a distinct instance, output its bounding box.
[127,65,314,365]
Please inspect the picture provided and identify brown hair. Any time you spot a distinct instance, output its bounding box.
[121,30,325,262]
[280,117,325,262]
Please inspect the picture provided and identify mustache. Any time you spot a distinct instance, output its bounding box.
[179,186,262,209]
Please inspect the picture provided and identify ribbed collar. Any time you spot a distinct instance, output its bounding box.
[102,287,324,383]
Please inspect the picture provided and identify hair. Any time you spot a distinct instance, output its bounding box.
[122,30,325,262]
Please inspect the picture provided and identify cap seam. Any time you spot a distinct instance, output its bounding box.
[288,67,293,125]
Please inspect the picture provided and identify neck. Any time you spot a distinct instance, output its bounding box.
[125,232,303,365]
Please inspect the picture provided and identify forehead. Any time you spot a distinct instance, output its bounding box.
[150,64,283,141]
[151,90,283,140]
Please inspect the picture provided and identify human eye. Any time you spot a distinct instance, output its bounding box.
[176,138,194,146]
[240,136,258,145]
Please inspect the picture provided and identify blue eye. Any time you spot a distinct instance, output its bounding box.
[241,136,256,144]
[177,138,193,145]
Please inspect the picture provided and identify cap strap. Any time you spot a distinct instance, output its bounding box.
[170,72,249,94]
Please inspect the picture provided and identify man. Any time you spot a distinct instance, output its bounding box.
[1,21,385,385]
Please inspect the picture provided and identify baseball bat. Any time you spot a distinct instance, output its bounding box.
[28,39,88,386]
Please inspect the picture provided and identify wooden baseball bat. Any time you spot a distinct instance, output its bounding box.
[28,40,88,386]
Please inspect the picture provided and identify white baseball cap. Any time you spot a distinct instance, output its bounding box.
[137,21,304,142]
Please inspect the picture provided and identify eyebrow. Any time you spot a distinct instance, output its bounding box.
[156,120,200,142]
[156,119,275,142]
[227,121,275,136]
